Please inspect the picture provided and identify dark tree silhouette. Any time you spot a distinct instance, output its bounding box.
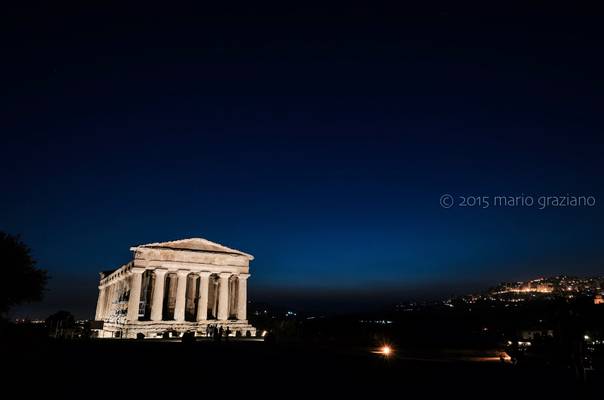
[46,310,75,338]
[0,232,48,315]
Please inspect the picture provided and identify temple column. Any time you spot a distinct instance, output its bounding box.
[105,283,114,318]
[126,269,144,322]
[108,283,116,316]
[173,270,189,322]
[95,286,106,320]
[217,272,231,320]
[150,269,167,321]
[237,274,249,320]
[196,272,211,321]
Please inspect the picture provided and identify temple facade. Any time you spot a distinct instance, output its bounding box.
[94,238,256,338]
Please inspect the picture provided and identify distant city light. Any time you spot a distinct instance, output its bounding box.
[359,320,393,324]
[381,345,392,356]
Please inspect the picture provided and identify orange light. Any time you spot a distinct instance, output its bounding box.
[371,344,395,356]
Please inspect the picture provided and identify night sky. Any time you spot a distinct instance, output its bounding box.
[2,3,603,318]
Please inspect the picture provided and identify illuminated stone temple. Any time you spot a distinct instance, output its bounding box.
[94,238,256,338]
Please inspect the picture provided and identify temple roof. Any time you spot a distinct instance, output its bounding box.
[130,238,254,260]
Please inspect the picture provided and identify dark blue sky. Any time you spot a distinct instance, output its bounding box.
[2,3,603,318]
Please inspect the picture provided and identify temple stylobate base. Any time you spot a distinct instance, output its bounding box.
[99,320,256,339]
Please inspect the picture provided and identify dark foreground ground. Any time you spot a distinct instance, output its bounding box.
[3,338,601,398]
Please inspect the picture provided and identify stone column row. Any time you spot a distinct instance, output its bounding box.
[122,270,248,323]
[96,269,249,323]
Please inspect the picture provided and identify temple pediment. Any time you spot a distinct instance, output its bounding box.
[130,238,254,260]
